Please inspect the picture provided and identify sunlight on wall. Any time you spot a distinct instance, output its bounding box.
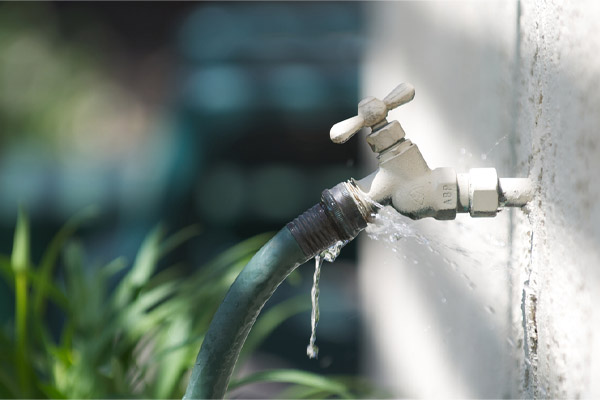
[359,1,516,397]
[360,1,600,397]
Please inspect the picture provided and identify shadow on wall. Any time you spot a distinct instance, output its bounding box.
[360,2,519,397]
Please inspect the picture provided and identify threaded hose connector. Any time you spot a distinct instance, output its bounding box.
[287,182,369,258]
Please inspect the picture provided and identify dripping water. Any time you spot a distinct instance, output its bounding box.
[306,240,347,359]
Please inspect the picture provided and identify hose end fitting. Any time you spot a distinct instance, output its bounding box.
[287,181,370,258]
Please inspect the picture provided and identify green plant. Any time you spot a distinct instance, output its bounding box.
[0,209,383,399]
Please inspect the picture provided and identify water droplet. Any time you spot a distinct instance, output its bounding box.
[481,153,488,160]
[441,297,447,304]
[306,343,319,359]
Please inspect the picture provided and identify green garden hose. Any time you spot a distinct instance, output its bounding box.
[184,182,369,399]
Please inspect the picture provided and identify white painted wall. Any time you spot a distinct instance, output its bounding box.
[359,1,600,397]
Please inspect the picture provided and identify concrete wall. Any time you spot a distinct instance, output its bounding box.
[359,1,600,397]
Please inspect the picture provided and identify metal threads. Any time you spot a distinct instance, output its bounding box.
[287,182,369,258]
[346,179,376,220]
[322,183,367,239]
[321,191,347,238]
[287,204,339,258]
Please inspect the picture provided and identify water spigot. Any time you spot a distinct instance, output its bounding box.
[330,83,533,220]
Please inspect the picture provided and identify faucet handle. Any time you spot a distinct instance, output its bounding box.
[330,115,365,144]
[330,83,415,144]
[383,82,416,110]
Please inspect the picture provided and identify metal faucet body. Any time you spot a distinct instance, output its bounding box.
[356,139,459,219]
[330,83,533,220]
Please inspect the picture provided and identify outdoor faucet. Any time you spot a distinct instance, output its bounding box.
[330,83,533,220]
[184,83,536,400]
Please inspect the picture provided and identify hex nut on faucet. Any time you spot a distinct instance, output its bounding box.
[366,121,406,153]
[469,168,500,217]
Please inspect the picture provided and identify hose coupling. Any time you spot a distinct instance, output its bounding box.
[287,181,372,258]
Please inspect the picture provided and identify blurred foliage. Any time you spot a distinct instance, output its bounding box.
[0,210,383,399]
[0,2,148,160]
[0,4,374,398]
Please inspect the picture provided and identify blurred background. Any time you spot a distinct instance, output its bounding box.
[0,2,368,398]
[0,1,363,253]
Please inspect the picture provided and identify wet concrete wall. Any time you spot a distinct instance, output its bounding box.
[359,1,600,397]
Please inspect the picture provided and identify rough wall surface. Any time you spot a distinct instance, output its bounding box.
[360,1,600,397]
[512,1,600,397]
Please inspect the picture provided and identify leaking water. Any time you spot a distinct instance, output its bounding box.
[457,134,509,168]
[366,207,509,300]
[356,187,510,308]
[480,134,508,161]
[306,240,347,359]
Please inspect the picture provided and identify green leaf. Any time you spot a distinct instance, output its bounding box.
[33,205,99,318]
[277,385,333,399]
[111,225,165,308]
[11,207,30,273]
[63,241,87,318]
[97,280,181,356]
[0,254,13,283]
[286,269,302,286]
[149,333,204,364]
[334,376,392,398]
[229,369,353,399]
[157,224,201,259]
[26,269,68,310]
[127,226,164,289]
[36,382,67,399]
[152,316,192,398]
[0,366,19,398]
[188,232,273,285]
[99,256,128,280]
[11,207,32,395]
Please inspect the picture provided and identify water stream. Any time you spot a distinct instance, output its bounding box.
[306,240,347,359]
[355,186,509,310]
[365,202,508,281]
